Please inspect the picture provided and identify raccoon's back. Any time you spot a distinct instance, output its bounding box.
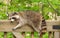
[19,10,47,34]
[22,10,42,26]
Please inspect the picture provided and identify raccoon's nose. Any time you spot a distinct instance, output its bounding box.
[11,19,15,21]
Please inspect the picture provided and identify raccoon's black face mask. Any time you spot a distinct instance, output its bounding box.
[9,12,20,22]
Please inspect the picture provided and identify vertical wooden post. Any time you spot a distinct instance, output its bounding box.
[22,32,25,38]
[48,32,53,38]
[12,31,24,38]
[39,33,43,38]
[31,32,34,38]
[54,32,60,38]
[59,32,60,38]
[4,32,7,38]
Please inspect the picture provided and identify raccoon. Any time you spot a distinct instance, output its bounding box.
[8,10,47,35]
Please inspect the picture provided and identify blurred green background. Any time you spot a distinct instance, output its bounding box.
[0,0,60,38]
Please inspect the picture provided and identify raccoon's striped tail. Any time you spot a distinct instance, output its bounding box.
[40,17,47,36]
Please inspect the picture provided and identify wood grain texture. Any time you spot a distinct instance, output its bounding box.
[54,32,60,38]
[0,20,34,32]
[46,20,60,31]
[0,20,60,32]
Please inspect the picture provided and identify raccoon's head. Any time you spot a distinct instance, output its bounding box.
[8,12,20,22]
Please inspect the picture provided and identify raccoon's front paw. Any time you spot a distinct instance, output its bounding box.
[12,28,16,31]
[10,21,13,23]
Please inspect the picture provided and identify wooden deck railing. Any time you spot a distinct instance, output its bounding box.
[0,20,60,38]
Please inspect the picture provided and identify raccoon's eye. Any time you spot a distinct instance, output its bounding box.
[12,17,16,19]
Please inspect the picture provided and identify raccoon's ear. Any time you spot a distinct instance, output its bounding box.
[14,12,16,14]
[19,12,23,17]
[6,12,9,17]
[14,12,17,14]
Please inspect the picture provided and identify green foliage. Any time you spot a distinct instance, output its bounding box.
[0,12,8,20]
[43,32,48,38]
[34,32,39,38]
[7,32,13,38]
[0,0,60,38]
[0,32,4,38]
[25,32,31,38]
[0,0,60,19]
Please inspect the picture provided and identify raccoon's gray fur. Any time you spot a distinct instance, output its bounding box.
[8,10,47,35]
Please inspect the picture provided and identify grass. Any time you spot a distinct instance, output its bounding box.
[0,32,48,38]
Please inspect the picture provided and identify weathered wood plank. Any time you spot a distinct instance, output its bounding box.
[54,32,60,38]
[0,20,34,32]
[22,32,25,38]
[31,32,34,38]
[0,20,60,32]
[46,20,60,31]
[4,32,7,38]
[48,32,53,38]
[12,31,24,38]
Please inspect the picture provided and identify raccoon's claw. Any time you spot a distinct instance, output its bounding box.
[12,28,16,31]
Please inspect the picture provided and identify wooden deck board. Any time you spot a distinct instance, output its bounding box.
[0,20,34,32]
[0,20,60,32]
